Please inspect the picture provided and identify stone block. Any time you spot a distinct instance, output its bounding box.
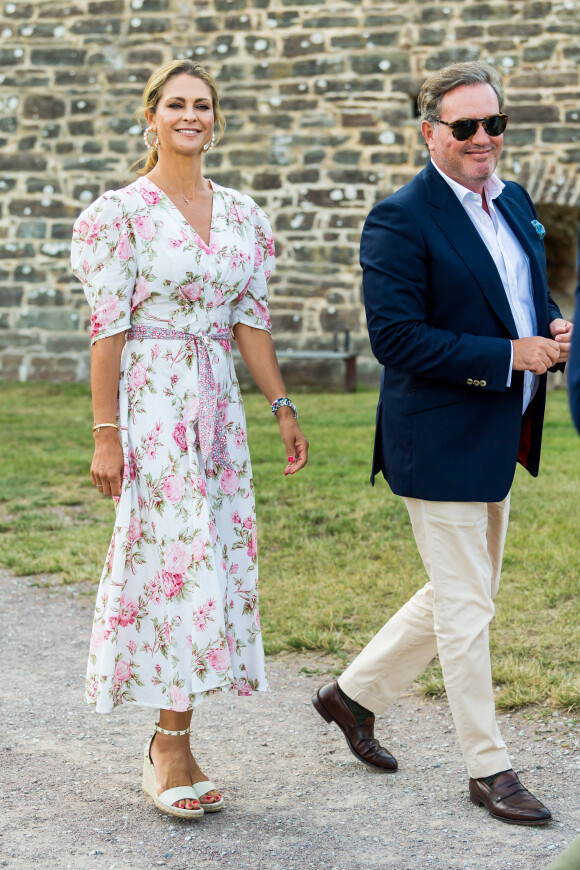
[269,312,302,333]
[488,22,542,36]
[320,305,361,332]
[16,308,81,331]
[0,287,24,307]
[0,243,35,259]
[330,35,368,50]
[292,57,345,77]
[283,34,321,57]
[560,148,580,164]
[2,71,50,87]
[0,118,17,133]
[351,52,410,75]
[462,4,515,22]
[88,0,124,12]
[287,169,319,184]
[27,354,81,383]
[275,212,316,232]
[9,199,78,219]
[510,73,578,88]
[0,352,26,380]
[31,49,86,66]
[27,288,65,307]
[263,11,298,27]
[23,95,66,120]
[524,41,558,61]
[506,129,537,146]
[4,2,34,15]
[565,109,580,123]
[304,149,326,165]
[14,265,46,282]
[230,150,268,166]
[71,19,121,34]
[19,136,37,152]
[128,17,169,33]
[524,1,553,18]
[542,127,580,143]
[215,0,246,8]
[341,111,377,128]
[370,152,410,165]
[421,7,455,23]
[425,47,479,70]
[455,26,485,39]
[328,169,377,185]
[45,335,90,353]
[508,105,559,123]
[252,173,282,189]
[332,151,361,166]
[16,222,46,239]
[418,27,446,46]
[252,61,294,80]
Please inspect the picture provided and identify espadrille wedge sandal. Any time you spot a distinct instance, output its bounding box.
[192,779,224,813]
[142,724,203,820]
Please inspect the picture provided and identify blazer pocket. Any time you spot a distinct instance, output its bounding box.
[404,383,469,416]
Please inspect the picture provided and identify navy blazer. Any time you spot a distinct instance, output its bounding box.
[568,288,580,434]
[361,161,562,502]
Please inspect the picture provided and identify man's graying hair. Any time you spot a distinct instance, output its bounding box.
[417,62,504,124]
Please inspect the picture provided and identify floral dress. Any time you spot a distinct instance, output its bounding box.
[71,176,274,713]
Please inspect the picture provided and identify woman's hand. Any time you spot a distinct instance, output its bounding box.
[277,408,309,476]
[91,428,124,497]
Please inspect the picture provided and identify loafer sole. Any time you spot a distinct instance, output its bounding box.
[312,691,397,773]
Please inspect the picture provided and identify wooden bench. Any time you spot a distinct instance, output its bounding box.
[233,331,358,392]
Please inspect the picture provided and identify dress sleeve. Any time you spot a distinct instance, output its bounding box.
[230,199,275,333]
[71,192,136,344]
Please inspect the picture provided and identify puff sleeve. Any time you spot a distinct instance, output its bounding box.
[230,199,275,333]
[71,192,137,344]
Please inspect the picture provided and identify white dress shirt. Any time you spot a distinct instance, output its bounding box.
[432,159,537,412]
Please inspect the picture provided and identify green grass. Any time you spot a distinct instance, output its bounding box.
[1,382,579,710]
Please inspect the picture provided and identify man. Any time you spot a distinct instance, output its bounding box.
[569,239,580,432]
[312,62,573,825]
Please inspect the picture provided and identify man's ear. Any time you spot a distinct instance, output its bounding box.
[421,120,435,153]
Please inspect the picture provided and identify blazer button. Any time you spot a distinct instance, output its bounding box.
[467,378,473,385]
[480,380,487,387]
[473,379,480,386]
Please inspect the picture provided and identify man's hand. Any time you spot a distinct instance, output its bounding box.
[512,336,560,374]
[549,318,574,364]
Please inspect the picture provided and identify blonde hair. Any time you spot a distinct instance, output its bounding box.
[134,59,226,176]
[418,61,504,124]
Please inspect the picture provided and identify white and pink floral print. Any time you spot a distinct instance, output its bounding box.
[71,176,274,713]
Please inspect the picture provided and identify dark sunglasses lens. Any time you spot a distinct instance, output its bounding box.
[483,115,507,136]
[451,120,478,141]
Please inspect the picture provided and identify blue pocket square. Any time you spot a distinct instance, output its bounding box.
[531,219,546,239]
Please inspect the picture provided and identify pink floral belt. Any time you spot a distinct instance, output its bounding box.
[126,324,233,470]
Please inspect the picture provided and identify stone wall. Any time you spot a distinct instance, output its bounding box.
[1,0,579,386]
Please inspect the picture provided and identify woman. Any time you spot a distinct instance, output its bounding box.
[71,59,308,820]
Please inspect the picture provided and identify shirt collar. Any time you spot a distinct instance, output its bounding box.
[430,158,505,205]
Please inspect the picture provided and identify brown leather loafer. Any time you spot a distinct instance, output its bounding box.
[312,680,397,772]
[469,770,551,825]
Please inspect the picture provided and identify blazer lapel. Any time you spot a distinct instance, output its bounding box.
[423,165,518,338]
[493,193,548,332]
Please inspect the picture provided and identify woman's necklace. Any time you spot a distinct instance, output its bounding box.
[150,174,206,205]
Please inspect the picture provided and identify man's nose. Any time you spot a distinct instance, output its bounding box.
[471,121,492,143]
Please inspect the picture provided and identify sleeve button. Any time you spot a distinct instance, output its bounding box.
[480,380,487,387]
[467,378,473,385]
[473,379,480,386]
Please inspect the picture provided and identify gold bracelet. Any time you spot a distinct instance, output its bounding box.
[93,423,119,431]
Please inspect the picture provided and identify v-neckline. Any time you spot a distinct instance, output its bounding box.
[142,176,216,250]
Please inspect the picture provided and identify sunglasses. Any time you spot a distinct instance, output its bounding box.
[437,114,508,141]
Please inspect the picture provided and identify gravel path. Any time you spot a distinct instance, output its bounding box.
[1,570,578,870]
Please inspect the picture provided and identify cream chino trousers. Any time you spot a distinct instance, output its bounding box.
[339,495,512,779]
